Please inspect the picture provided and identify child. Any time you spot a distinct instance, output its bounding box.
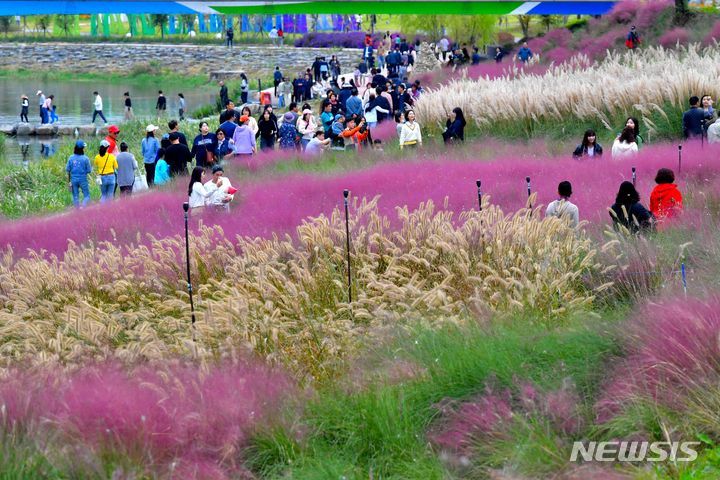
[20,95,29,123]
[372,139,384,152]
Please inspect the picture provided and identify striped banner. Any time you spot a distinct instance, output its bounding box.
[0,1,615,16]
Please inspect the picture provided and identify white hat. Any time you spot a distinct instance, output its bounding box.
[36,90,42,95]
[145,124,159,133]
[302,109,312,115]
[100,139,111,148]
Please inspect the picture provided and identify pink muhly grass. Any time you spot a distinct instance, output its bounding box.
[659,28,689,49]
[543,46,574,65]
[2,142,718,258]
[0,361,295,477]
[704,22,720,46]
[543,28,572,49]
[430,387,513,455]
[595,294,720,423]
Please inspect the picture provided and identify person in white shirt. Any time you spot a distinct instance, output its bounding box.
[399,110,422,149]
[92,91,107,124]
[611,126,639,159]
[707,118,720,144]
[188,166,214,209]
[203,165,235,211]
[545,181,580,228]
[304,129,331,155]
[269,27,278,47]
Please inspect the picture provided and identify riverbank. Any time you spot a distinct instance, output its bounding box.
[0,42,362,78]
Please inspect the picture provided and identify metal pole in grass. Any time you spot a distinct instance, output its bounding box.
[183,202,197,341]
[682,262,687,298]
[476,179,482,211]
[632,167,636,187]
[343,189,352,304]
[678,144,683,174]
[525,176,532,212]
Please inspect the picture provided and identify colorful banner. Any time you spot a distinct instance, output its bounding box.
[0,1,616,16]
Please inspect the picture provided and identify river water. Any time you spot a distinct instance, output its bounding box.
[0,77,216,163]
[0,77,216,126]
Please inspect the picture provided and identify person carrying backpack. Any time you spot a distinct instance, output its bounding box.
[626,26,640,49]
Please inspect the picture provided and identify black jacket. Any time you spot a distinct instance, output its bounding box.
[366,95,391,123]
[256,117,278,140]
[683,107,706,139]
[572,143,603,158]
[165,143,192,177]
[443,119,465,143]
[610,201,654,233]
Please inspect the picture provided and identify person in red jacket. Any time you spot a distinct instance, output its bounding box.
[649,168,683,221]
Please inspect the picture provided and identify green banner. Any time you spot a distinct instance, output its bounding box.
[213,1,524,15]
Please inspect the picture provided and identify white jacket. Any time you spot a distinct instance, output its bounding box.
[203,177,234,206]
[708,120,720,144]
[189,182,213,208]
[399,121,422,147]
[94,95,103,111]
[611,139,638,158]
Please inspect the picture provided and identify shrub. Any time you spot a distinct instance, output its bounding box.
[704,21,720,46]
[543,28,572,49]
[0,361,295,478]
[496,31,514,47]
[658,28,689,49]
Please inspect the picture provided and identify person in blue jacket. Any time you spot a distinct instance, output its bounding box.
[517,42,533,63]
[65,140,92,208]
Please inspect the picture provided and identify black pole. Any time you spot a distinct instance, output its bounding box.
[701,120,705,149]
[678,144,682,173]
[476,179,482,211]
[525,176,532,210]
[632,167,636,187]
[183,202,197,340]
[343,189,352,304]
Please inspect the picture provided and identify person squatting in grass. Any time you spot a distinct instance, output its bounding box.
[610,181,654,234]
[650,168,683,223]
[545,181,580,228]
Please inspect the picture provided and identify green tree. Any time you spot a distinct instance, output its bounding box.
[445,15,497,45]
[151,14,168,38]
[179,14,195,33]
[0,16,11,37]
[34,14,52,36]
[401,15,445,42]
[54,14,75,36]
[540,15,561,32]
[517,15,531,39]
[674,0,690,24]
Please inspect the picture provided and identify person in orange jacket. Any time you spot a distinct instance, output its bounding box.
[340,116,369,151]
[649,168,683,221]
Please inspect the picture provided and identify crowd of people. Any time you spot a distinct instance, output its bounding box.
[546,167,683,233]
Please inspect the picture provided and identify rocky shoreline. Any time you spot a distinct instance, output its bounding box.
[0,123,108,137]
[0,42,361,78]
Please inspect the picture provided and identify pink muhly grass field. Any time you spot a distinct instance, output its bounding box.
[595,294,720,423]
[1,142,718,258]
[0,360,295,478]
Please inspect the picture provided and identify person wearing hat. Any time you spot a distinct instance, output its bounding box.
[66,140,93,208]
[330,113,346,149]
[141,124,160,186]
[92,91,107,125]
[95,140,118,203]
[231,115,256,156]
[105,125,120,155]
[278,111,298,150]
[37,90,45,122]
[165,131,192,177]
[296,109,317,150]
[203,164,235,211]
[20,94,29,123]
